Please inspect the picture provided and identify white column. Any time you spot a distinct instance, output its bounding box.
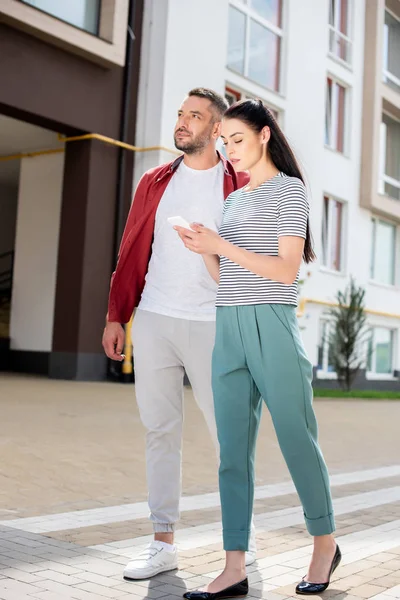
[133,0,229,186]
[10,152,64,352]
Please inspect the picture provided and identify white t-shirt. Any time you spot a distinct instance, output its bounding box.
[138,160,225,320]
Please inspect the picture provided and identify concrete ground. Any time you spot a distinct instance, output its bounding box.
[0,373,399,599]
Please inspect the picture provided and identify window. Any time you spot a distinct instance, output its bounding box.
[325,77,347,153]
[227,1,283,92]
[317,321,336,374]
[370,218,396,285]
[225,85,280,121]
[328,0,352,64]
[367,327,395,375]
[379,113,400,200]
[321,195,345,271]
[383,10,400,93]
[21,0,100,35]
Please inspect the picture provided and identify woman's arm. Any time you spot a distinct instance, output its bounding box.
[202,254,220,284]
[175,226,304,285]
[219,236,304,285]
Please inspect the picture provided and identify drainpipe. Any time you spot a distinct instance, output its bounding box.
[114,0,137,261]
[109,0,138,383]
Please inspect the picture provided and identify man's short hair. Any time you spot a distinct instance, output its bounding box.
[188,88,229,121]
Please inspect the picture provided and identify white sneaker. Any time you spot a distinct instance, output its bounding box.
[245,519,257,566]
[123,541,178,580]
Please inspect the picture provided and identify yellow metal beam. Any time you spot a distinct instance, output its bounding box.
[57,133,180,156]
[122,317,133,375]
[297,297,400,320]
[0,134,179,162]
[0,148,64,162]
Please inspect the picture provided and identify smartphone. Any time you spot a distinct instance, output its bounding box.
[167,216,193,230]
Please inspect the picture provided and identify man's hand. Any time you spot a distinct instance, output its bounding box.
[102,321,126,361]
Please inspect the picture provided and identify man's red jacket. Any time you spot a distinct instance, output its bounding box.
[107,153,249,324]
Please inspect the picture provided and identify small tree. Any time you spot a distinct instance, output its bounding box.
[328,277,368,391]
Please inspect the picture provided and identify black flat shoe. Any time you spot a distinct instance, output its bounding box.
[183,578,248,599]
[296,544,342,595]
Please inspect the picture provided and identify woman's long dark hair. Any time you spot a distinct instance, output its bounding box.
[224,99,316,263]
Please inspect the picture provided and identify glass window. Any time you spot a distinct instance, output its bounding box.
[227,1,283,92]
[21,0,100,35]
[383,11,400,93]
[322,196,344,271]
[325,77,347,153]
[251,0,282,26]
[224,85,280,121]
[225,87,242,105]
[249,19,281,90]
[380,114,400,201]
[370,218,396,285]
[227,7,247,75]
[328,0,352,64]
[367,328,395,375]
[317,321,335,373]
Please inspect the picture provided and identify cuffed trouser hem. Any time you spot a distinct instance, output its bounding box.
[305,513,335,536]
[153,522,175,533]
[223,529,250,552]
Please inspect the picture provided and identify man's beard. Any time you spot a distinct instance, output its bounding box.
[174,129,213,155]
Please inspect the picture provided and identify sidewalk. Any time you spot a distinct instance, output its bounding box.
[0,373,399,599]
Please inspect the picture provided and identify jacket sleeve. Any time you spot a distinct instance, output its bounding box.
[106,171,150,322]
[117,171,150,257]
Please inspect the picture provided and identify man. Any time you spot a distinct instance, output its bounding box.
[103,88,256,580]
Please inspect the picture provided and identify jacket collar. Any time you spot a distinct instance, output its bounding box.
[169,151,231,176]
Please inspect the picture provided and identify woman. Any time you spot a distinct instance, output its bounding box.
[175,99,341,599]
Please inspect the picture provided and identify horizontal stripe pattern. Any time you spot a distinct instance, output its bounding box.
[216,172,309,307]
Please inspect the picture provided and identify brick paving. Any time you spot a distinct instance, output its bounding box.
[0,373,399,599]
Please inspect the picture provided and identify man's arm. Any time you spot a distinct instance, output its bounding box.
[103,172,150,360]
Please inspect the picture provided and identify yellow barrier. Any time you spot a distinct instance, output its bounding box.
[0,134,179,163]
[122,317,133,376]
[297,297,400,320]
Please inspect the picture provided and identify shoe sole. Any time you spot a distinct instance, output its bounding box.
[184,591,248,599]
[124,563,178,581]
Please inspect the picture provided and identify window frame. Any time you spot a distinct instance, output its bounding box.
[227,0,284,93]
[382,8,400,93]
[225,84,281,122]
[321,194,347,274]
[316,319,337,379]
[366,326,397,379]
[325,76,349,155]
[370,217,398,287]
[19,0,101,36]
[379,111,400,200]
[328,0,353,66]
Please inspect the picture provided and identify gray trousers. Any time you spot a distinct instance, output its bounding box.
[132,309,218,532]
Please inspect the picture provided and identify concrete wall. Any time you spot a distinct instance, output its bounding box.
[10,153,64,352]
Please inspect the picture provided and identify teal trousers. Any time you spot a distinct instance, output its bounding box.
[212,304,335,551]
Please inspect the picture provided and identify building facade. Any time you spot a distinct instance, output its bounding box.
[1,0,399,388]
[134,0,400,390]
[0,0,144,380]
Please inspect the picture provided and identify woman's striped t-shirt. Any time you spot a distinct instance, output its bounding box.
[216,172,309,307]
